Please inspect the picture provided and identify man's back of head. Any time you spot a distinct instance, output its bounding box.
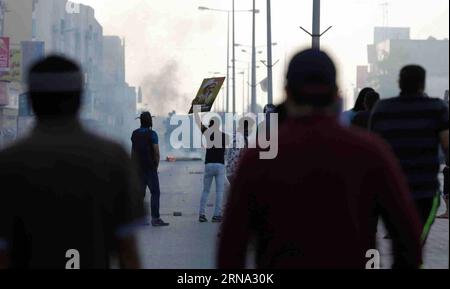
[27,55,83,121]
[399,65,426,95]
[285,49,338,111]
[139,111,153,128]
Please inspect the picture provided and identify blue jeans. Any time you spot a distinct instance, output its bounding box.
[199,163,225,217]
[140,170,161,219]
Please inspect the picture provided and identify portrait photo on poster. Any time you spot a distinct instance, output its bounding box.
[189,77,225,114]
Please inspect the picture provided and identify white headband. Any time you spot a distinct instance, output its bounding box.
[28,72,83,92]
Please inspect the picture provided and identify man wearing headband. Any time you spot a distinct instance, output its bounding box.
[0,56,143,269]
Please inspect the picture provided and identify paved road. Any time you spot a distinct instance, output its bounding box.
[136,161,449,269]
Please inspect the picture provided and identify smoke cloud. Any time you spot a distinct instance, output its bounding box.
[140,61,191,116]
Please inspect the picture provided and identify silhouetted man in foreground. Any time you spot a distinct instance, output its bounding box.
[370,65,449,244]
[0,56,144,269]
[218,49,422,269]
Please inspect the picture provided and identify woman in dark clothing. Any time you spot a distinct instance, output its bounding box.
[340,87,374,126]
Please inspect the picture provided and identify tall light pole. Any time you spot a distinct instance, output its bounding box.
[238,71,246,114]
[237,43,276,112]
[232,0,236,114]
[226,11,230,112]
[251,0,257,113]
[312,0,320,49]
[300,0,332,50]
[266,0,274,105]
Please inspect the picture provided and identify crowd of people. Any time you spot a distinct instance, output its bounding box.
[0,48,448,269]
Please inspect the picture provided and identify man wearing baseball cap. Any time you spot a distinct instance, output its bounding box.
[218,49,422,269]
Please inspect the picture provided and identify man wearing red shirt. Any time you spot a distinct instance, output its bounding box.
[218,49,423,269]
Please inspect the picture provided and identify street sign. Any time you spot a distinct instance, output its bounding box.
[0,37,10,72]
[0,48,21,82]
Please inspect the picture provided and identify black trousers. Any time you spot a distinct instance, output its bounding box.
[414,195,440,244]
[373,194,439,244]
[140,170,161,219]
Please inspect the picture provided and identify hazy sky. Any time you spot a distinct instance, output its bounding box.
[74,0,449,115]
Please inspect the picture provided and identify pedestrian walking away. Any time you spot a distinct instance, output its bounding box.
[370,65,449,244]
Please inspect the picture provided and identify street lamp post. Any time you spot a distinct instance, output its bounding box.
[237,44,276,112]
[235,58,261,113]
[266,0,274,105]
[299,0,332,50]
[226,12,230,113]
[232,0,236,114]
[238,71,246,114]
[312,0,320,49]
[251,0,257,113]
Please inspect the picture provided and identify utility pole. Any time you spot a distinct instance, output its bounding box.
[312,0,320,49]
[300,0,332,50]
[266,0,273,105]
[226,12,230,113]
[232,0,236,115]
[251,0,257,113]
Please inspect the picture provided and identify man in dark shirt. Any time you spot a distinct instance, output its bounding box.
[370,65,449,243]
[0,56,143,269]
[131,112,169,227]
[352,90,380,129]
[218,49,422,269]
[195,113,228,223]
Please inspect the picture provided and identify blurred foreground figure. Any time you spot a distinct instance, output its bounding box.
[370,65,449,243]
[131,112,169,227]
[0,56,144,269]
[218,49,422,269]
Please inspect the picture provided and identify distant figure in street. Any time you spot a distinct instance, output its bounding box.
[131,111,169,227]
[340,87,374,127]
[194,112,229,224]
[226,118,254,183]
[218,49,422,269]
[255,104,277,150]
[0,56,144,269]
[351,90,380,129]
[370,65,449,243]
[437,165,449,219]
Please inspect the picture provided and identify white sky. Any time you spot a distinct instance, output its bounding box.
[74,0,449,115]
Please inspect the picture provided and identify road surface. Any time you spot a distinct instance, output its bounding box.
[135,161,449,269]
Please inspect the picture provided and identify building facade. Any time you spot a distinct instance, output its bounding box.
[0,0,137,149]
[366,27,449,99]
